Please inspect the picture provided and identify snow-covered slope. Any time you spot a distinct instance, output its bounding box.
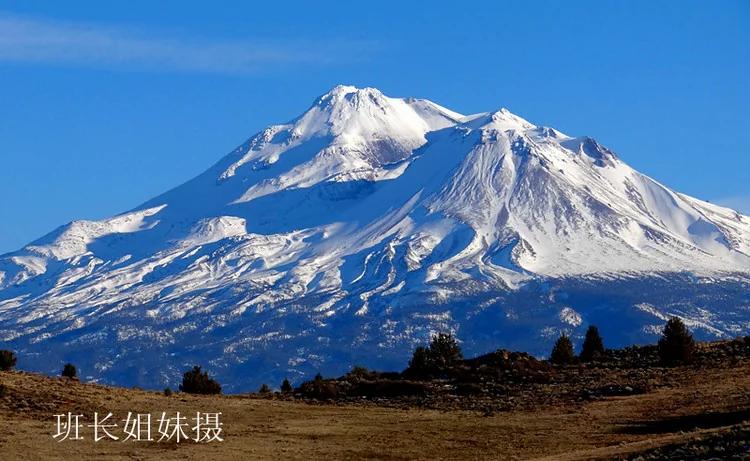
[1,86,749,391]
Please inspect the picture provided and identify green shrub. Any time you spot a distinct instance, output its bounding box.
[297,377,340,400]
[658,317,695,366]
[61,363,77,379]
[259,383,271,394]
[0,350,17,371]
[550,334,575,365]
[580,326,605,362]
[163,387,173,396]
[280,378,293,394]
[179,366,221,395]
[346,365,371,381]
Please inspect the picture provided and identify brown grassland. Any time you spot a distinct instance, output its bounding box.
[1,342,749,460]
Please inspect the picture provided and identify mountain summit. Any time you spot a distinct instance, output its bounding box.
[2,86,749,390]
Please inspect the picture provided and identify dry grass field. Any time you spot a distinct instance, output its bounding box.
[1,355,749,460]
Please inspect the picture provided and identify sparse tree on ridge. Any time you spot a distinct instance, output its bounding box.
[658,317,695,366]
[62,363,77,379]
[428,333,463,371]
[550,334,575,365]
[0,350,17,371]
[580,326,605,362]
[406,333,464,379]
[179,365,221,394]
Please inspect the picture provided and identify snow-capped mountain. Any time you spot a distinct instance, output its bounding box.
[2,85,749,391]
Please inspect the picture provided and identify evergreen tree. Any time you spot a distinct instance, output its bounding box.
[281,378,293,393]
[580,326,605,362]
[0,350,17,371]
[62,363,77,379]
[658,317,695,366]
[406,333,463,379]
[407,346,431,377]
[550,334,575,365]
[428,333,463,371]
[179,366,221,394]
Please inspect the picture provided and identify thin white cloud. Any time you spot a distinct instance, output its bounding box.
[714,196,750,215]
[0,13,376,74]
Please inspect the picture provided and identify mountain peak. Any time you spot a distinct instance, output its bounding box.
[294,85,459,147]
[2,87,750,392]
[214,86,461,196]
[313,84,385,109]
[311,85,463,128]
[461,107,536,133]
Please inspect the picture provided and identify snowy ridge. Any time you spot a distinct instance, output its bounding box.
[1,85,749,391]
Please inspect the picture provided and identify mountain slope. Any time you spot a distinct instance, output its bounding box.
[1,86,749,390]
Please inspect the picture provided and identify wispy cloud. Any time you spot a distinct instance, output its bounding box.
[0,13,376,74]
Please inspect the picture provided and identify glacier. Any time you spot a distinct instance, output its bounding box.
[1,85,749,391]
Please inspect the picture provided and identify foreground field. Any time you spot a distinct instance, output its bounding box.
[1,349,749,460]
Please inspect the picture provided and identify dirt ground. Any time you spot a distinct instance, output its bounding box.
[1,359,749,460]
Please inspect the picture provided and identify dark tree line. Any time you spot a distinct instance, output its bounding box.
[0,317,698,394]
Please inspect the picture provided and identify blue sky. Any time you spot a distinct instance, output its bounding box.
[1,0,748,254]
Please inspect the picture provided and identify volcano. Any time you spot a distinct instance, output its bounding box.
[1,85,749,391]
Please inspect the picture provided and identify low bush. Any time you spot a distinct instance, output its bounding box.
[296,378,342,400]
[345,365,374,381]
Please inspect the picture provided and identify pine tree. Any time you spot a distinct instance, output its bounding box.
[281,378,293,393]
[407,346,431,377]
[580,326,605,362]
[428,333,463,371]
[179,366,221,394]
[550,334,575,365]
[658,317,695,366]
[0,350,17,371]
[62,363,77,379]
[406,333,464,379]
